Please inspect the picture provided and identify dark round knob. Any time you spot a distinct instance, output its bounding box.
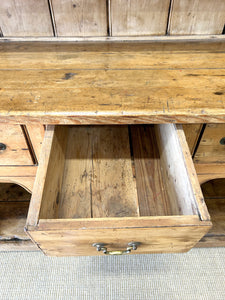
[0,143,6,151]
[220,137,225,145]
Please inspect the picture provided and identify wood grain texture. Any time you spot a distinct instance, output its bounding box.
[110,0,171,36]
[0,0,53,37]
[0,125,33,165]
[0,166,37,177]
[51,0,107,36]
[36,215,210,231]
[58,127,92,218]
[26,124,45,162]
[195,163,225,185]
[0,177,35,193]
[26,126,67,227]
[183,124,203,155]
[0,41,225,124]
[194,124,225,163]
[176,125,210,221]
[130,125,170,216]
[38,126,68,220]
[58,126,138,218]
[28,224,210,256]
[26,124,211,255]
[91,126,138,218]
[169,0,225,35]
[155,124,199,216]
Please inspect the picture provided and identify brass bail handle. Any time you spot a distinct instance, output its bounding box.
[92,242,140,255]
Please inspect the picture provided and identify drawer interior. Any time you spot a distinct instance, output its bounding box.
[37,124,199,221]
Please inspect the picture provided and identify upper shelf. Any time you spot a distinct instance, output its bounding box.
[0,39,225,124]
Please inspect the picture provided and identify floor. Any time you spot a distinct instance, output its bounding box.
[0,248,225,300]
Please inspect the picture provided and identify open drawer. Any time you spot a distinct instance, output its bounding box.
[26,124,211,256]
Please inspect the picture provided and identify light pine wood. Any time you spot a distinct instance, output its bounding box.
[1,41,225,70]
[57,126,139,218]
[0,125,33,166]
[36,215,210,231]
[0,0,53,37]
[0,41,225,124]
[0,166,37,177]
[110,0,170,36]
[27,224,210,256]
[58,127,92,218]
[26,124,45,162]
[183,124,203,156]
[0,177,35,193]
[26,126,67,227]
[169,0,225,35]
[130,125,170,216]
[176,125,210,221]
[38,126,68,221]
[1,35,225,42]
[50,0,107,37]
[26,124,211,256]
[155,124,198,216]
[194,124,225,164]
[91,126,138,218]
[195,163,225,185]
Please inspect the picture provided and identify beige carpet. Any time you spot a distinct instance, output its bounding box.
[0,248,225,300]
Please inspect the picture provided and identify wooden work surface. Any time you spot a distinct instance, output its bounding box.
[0,40,225,124]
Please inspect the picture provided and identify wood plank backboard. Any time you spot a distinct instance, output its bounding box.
[0,0,53,37]
[169,0,225,35]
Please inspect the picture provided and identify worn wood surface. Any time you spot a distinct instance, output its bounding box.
[38,127,68,221]
[51,0,107,37]
[110,0,170,36]
[156,124,202,216]
[26,124,211,255]
[176,125,211,221]
[194,124,225,164]
[0,166,36,178]
[0,177,35,193]
[169,0,225,35]
[0,125,33,165]
[0,0,53,37]
[183,124,203,156]
[195,163,225,185]
[91,126,138,218]
[26,124,45,162]
[0,41,225,124]
[27,224,210,256]
[58,127,92,219]
[26,126,67,226]
[130,125,170,216]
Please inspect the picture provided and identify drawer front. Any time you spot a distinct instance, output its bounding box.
[27,219,210,256]
[194,124,225,164]
[26,124,211,256]
[0,125,33,166]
